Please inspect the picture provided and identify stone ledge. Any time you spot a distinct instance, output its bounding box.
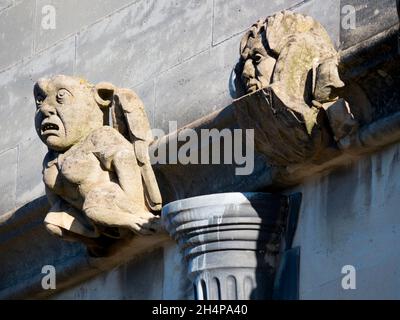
[0,196,169,299]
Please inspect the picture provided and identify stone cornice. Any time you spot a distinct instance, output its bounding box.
[0,196,169,299]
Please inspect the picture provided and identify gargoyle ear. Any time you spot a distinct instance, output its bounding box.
[94,82,115,108]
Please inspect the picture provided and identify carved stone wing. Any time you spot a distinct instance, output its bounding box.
[111,89,162,212]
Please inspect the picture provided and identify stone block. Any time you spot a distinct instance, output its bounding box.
[52,248,164,299]
[212,0,301,45]
[0,36,74,151]
[0,0,13,11]
[132,79,155,127]
[0,148,17,215]
[154,34,241,131]
[16,137,47,207]
[340,0,399,49]
[34,0,135,51]
[291,142,400,298]
[76,0,213,88]
[0,0,35,70]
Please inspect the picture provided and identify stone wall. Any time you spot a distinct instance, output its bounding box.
[291,142,400,299]
[51,243,194,300]
[0,0,346,215]
[0,0,398,299]
[1,0,397,214]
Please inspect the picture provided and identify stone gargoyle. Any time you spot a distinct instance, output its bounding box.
[234,11,359,166]
[34,75,162,255]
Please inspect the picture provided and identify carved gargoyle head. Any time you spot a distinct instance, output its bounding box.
[235,20,276,95]
[235,11,345,103]
[234,11,359,166]
[34,75,114,152]
[33,75,162,256]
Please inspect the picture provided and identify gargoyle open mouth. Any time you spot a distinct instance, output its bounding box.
[41,121,61,137]
[42,123,59,132]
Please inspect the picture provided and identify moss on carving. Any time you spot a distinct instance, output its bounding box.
[235,10,345,165]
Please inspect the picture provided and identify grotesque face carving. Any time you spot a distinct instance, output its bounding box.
[236,20,276,94]
[34,75,108,152]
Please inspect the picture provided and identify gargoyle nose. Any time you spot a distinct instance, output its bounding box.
[40,104,56,117]
[242,59,256,80]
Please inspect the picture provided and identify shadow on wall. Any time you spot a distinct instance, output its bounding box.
[0,196,88,299]
[242,192,302,300]
[247,193,285,299]
[397,0,400,19]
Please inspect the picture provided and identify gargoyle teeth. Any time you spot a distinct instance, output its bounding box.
[42,123,59,131]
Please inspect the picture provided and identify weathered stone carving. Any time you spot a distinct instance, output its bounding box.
[34,75,162,254]
[163,192,299,300]
[235,11,358,166]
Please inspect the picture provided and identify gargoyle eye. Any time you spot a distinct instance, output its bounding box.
[56,89,70,103]
[254,53,263,64]
[35,95,45,107]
